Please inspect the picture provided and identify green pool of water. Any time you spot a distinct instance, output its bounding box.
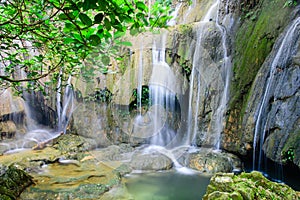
[124,171,211,200]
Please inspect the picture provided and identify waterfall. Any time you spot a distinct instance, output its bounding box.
[137,46,144,114]
[186,0,218,145]
[167,2,183,26]
[56,75,74,133]
[213,0,232,149]
[183,0,197,24]
[253,17,300,170]
[149,32,177,146]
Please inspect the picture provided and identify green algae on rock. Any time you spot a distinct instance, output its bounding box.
[0,165,34,200]
[203,171,300,200]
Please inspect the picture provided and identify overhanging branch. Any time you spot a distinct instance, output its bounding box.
[0,56,65,83]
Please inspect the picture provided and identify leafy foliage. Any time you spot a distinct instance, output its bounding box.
[0,0,172,92]
[282,148,295,164]
[130,85,150,110]
[284,0,297,7]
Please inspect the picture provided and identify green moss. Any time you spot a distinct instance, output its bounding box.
[0,165,33,200]
[228,0,293,138]
[281,130,300,165]
[204,171,299,200]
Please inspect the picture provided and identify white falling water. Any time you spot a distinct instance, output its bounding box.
[186,0,218,145]
[142,145,197,174]
[213,0,232,150]
[148,32,177,146]
[253,17,300,170]
[137,46,144,114]
[183,0,197,24]
[57,75,74,133]
[167,2,183,26]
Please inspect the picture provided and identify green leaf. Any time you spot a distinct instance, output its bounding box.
[64,22,76,31]
[94,13,104,24]
[136,2,147,11]
[118,41,132,46]
[79,13,93,26]
[101,55,110,65]
[73,33,83,42]
[104,18,111,30]
[64,37,75,44]
[130,29,137,35]
[59,13,68,20]
[114,31,125,39]
[89,34,101,46]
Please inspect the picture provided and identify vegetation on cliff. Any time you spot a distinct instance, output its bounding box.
[0,0,172,93]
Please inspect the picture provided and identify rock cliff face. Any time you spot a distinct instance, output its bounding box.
[242,12,300,168]
[0,0,299,172]
[43,0,300,170]
[223,0,294,155]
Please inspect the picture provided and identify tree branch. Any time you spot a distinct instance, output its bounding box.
[0,56,65,83]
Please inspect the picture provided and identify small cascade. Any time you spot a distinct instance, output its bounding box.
[137,46,144,114]
[167,2,183,26]
[57,75,74,133]
[213,0,232,149]
[149,32,178,146]
[183,0,197,24]
[186,0,218,145]
[142,145,197,174]
[253,17,300,170]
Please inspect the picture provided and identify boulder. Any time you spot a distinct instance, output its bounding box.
[130,149,173,171]
[177,148,242,174]
[203,171,300,200]
[0,164,34,200]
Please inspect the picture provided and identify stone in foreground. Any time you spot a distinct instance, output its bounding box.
[203,171,300,200]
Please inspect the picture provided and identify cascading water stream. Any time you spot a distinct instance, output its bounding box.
[149,32,177,146]
[186,0,218,145]
[57,75,74,133]
[167,2,183,26]
[137,46,143,115]
[252,16,300,170]
[213,0,232,150]
[183,0,197,24]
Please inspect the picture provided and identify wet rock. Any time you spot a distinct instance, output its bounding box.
[89,144,134,162]
[0,121,17,140]
[0,146,123,200]
[130,149,173,171]
[52,133,97,159]
[0,90,25,118]
[225,0,293,155]
[70,102,114,147]
[178,148,242,174]
[242,22,300,167]
[19,161,121,200]
[203,171,300,200]
[0,164,34,200]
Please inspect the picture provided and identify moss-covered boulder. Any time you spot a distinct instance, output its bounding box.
[0,165,34,200]
[203,171,300,200]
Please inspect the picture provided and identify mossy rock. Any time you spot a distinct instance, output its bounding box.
[203,171,300,200]
[280,130,300,168]
[225,0,294,153]
[0,165,34,200]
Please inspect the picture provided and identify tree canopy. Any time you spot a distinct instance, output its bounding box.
[0,0,172,93]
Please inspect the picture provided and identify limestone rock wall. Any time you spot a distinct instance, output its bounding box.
[224,0,296,155]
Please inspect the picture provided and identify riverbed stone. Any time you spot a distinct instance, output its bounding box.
[0,143,124,200]
[178,148,242,174]
[130,149,173,171]
[203,171,300,200]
